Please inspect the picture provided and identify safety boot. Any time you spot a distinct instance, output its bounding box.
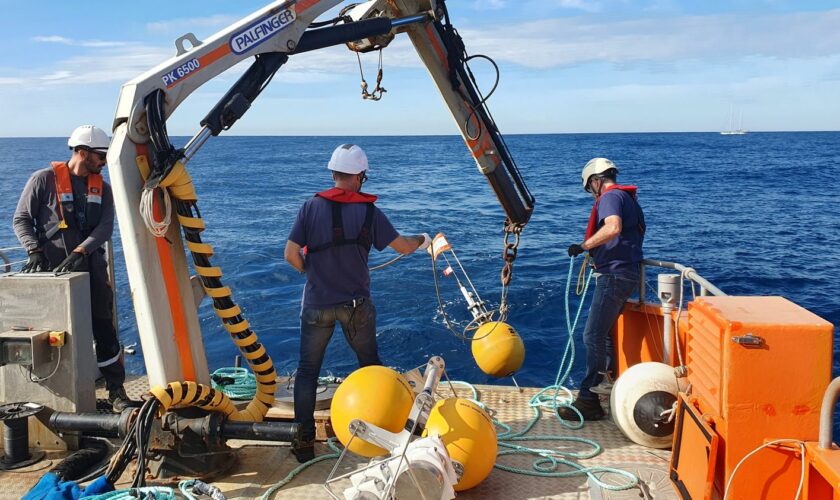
[557,397,605,421]
[291,438,316,463]
[108,386,139,413]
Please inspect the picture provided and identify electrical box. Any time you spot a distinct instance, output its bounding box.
[0,329,51,368]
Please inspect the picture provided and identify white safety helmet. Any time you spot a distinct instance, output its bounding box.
[68,125,110,153]
[327,144,369,174]
[581,157,618,192]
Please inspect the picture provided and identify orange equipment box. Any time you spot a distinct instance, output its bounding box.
[680,296,833,499]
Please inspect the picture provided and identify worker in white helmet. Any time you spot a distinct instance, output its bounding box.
[12,125,136,413]
[559,158,646,421]
[284,144,431,462]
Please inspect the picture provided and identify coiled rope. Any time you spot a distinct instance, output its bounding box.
[86,486,176,499]
[211,367,257,400]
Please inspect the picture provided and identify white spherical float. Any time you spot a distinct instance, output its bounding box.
[610,362,682,449]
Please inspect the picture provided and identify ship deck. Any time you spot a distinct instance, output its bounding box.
[3,376,676,499]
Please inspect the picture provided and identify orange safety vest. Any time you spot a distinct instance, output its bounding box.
[51,161,103,231]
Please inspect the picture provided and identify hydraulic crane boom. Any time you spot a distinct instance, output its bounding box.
[108,0,534,386]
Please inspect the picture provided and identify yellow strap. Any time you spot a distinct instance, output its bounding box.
[160,162,198,201]
[255,390,275,405]
[255,372,277,384]
[178,215,206,230]
[243,345,266,360]
[225,321,250,335]
[169,382,183,404]
[196,384,210,404]
[248,359,273,373]
[150,386,172,411]
[204,286,231,298]
[196,265,222,278]
[184,382,198,404]
[136,155,151,181]
[186,241,214,255]
[214,304,241,319]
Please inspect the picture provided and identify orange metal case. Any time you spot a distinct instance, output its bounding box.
[685,296,833,499]
[671,394,719,499]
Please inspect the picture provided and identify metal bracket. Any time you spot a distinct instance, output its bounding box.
[731,333,764,347]
[175,33,203,56]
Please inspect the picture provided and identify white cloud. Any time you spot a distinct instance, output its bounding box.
[146,14,240,34]
[32,35,129,48]
[461,9,840,69]
[0,44,173,87]
[472,0,507,9]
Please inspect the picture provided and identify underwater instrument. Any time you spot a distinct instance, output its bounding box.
[327,356,491,499]
[430,233,525,378]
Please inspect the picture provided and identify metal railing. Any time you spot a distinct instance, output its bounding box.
[0,245,25,273]
[639,258,726,306]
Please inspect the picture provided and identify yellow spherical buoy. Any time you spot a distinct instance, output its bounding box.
[330,365,415,457]
[423,398,497,491]
[471,321,525,377]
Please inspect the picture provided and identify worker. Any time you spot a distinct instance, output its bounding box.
[13,125,136,413]
[284,144,430,462]
[561,157,645,421]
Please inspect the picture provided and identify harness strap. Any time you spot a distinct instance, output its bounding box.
[51,162,103,233]
[307,201,374,254]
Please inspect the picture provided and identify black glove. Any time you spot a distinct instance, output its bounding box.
[54,251,85,273]
[567,244,586,257]
[21,250,48,273]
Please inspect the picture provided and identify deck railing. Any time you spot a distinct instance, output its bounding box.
[639,258,726,307]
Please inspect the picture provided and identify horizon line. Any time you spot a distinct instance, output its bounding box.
[1,130,838,139]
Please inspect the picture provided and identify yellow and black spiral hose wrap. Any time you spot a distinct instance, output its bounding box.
[147,161,276,421]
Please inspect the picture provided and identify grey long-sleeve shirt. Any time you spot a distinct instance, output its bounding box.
[13,165,114,255]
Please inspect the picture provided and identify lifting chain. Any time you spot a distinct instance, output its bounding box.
[499,220,524,320]
[357,49,387,101]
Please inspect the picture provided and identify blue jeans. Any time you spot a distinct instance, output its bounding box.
[579,272,638,401]
[294,298,381,441]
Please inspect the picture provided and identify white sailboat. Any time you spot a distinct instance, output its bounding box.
[721,107,748,135]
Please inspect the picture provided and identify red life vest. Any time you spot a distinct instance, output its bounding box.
[52,161,103,231]
[316,187,377,204]
[584,184,642,240]
[304,188,378,255]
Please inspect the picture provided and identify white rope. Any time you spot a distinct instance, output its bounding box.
[722,439,806,500]
[26,345,62,382]
[139,187,171,238]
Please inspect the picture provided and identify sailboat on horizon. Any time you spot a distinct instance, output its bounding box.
[721,107,748,135]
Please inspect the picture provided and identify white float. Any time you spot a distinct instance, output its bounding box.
[610,361,682,449]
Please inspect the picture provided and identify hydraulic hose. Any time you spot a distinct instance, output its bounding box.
[144,160,277,421]
[137,91,276,422]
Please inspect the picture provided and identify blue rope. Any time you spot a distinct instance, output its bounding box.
[446,257,639,492]
[86,486,176,499]
[259,439,343,500]
[210,367,257,400]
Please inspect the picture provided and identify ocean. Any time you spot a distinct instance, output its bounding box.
[1,132,838,406]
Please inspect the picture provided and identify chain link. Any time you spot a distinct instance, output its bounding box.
[499,220,524,320]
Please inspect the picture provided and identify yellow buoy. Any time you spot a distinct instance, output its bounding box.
[330,365,415,457]
[423,398,497,491]
[471,321,525,377]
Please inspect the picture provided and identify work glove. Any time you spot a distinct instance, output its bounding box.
[418,233,432,252]
[567,244,586,257]
[21,250,48,273]
[54,251,85,273]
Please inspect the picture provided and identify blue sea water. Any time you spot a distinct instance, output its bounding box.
[1,133,838,400]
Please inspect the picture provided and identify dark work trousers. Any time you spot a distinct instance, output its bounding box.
[578,272,638,402]
[47,247,125,392]
[294,298,381,441]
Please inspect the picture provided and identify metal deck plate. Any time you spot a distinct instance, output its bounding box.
[1,378,676,499]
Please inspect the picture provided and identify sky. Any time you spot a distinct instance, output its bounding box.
[0,0,838,136]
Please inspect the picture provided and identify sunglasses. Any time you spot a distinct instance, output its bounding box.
[359,172,368,184]
[83,148,107,162]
